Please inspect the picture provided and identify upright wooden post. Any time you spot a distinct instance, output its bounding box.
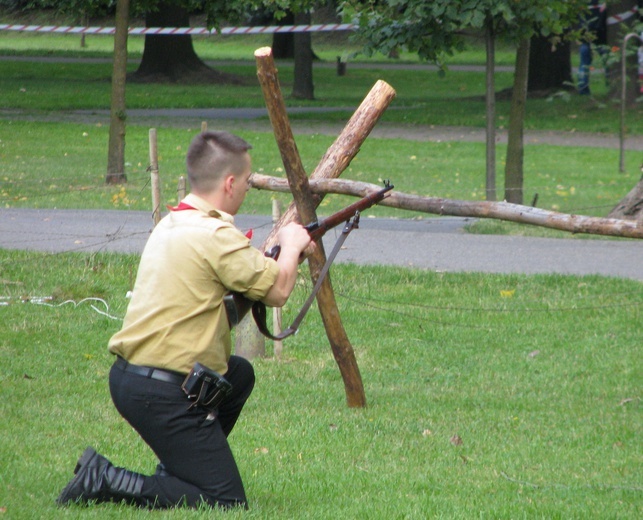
[149,128,161,226]
[255,47,318,223]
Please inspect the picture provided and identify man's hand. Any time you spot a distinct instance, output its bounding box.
[276,222,313,257]
[263,223,314,307]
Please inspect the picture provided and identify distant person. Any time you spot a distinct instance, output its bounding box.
[56,131,313,509]
[578,0,608,95]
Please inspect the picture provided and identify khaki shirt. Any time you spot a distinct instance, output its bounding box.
[108,193,279,375]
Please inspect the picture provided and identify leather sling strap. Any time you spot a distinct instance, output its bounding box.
[251,214,361,341]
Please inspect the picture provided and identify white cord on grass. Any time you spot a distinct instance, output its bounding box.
[33,297,122,320]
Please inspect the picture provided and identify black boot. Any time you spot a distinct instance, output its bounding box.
[56,447,146,506]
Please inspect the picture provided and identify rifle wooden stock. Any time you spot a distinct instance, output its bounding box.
[224,183,393,330]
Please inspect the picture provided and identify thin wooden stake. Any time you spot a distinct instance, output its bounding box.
[272,198,283,359]
[149,128,161,226]
[177,175,186,201]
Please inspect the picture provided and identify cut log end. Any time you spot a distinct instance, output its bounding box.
[373,79,397,97]
[255,47,273,58]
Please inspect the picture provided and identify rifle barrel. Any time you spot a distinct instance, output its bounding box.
[307,184,393,241]
[265,183,393,259]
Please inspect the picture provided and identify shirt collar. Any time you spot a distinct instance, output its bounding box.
[182,193,234,223]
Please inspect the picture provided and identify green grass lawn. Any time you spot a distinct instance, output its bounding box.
[0,249,640,519]
[1,55,638,134]
[2,15,641,228]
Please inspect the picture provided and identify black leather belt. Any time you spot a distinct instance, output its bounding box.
[114,356,186,385]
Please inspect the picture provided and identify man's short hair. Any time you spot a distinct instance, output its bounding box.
[186,131,252,193]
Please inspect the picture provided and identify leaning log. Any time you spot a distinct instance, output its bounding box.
[250,175,643,240]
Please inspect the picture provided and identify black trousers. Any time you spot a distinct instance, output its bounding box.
[109,355,255,509]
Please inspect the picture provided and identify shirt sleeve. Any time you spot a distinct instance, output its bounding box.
[207,225,279,301]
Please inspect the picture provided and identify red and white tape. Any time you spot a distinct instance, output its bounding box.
[0,7,639,35]
[607,6,639,25]
[0,23,357,35]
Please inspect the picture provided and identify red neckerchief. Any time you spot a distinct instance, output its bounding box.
[167,202,196,211]
[167,202,253,239]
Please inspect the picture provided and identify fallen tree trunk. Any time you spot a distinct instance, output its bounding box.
[250,175,643,239]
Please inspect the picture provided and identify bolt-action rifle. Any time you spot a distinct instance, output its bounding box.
[224,181,393,339]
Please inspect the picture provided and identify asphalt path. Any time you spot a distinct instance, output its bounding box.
[2,207,642,281]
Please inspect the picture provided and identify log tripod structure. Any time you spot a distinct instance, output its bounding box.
[253,47,396,408]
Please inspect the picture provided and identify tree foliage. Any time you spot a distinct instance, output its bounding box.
[343,0,587,66]
[0,0,114,17]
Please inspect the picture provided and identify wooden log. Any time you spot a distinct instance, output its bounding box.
[255,46,365,406]
[254,49,397,408]
[250,174,643,240]
[256,78,395,408]
[255,46,318,230]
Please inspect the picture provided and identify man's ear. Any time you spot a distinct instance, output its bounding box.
[223,174,235,196]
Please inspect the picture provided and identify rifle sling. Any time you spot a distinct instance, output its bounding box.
[251,215,360,341]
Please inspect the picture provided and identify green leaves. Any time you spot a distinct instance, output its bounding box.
[345,0,588,64]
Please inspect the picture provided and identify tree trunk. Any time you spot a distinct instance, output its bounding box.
[527,34,572,94]
[272,12,295,59]
[485,18,496,201]
[504,38,530,205]
[106,0,129,185]
[608,175,643,221]
[292,12,315,100]
[131,3,243,85]
[271,11,320,62]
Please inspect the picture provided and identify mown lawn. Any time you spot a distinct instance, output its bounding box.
[0,249,640,518]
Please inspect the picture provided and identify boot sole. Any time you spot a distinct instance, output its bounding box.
[56,447,98,505]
